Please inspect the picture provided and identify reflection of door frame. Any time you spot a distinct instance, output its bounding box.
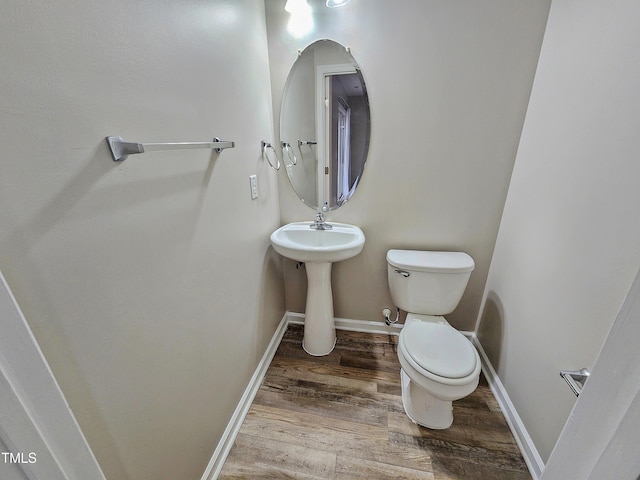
[0,271,105,479]
[336,97,351,204]
[315,63,356,210]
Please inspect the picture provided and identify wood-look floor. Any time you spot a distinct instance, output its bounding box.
[219,324,531,479]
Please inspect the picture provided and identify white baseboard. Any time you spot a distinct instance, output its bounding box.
[200,313,290,480]
[202,312,543,480]
[201,312,400,479]
[469,334,545,480]
[286,311,404,335]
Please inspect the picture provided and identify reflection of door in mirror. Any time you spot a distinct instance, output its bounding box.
[316,65,356,210]
[335,96,351,205]
[328,72,367,207]
[317,67,362,209]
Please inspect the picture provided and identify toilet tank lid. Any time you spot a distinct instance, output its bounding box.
[387,250,475,273]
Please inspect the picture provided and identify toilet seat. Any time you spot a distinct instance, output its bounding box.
[400,322,477,380]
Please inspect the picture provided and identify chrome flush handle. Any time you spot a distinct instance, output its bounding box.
[395,269,410,277]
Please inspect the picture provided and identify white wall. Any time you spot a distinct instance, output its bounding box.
[477,0,640,462]
[0,1,284,479]
[266,0,551,330]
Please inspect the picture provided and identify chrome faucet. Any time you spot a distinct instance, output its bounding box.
[310,212,333,230]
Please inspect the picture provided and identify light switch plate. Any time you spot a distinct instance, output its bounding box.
[249,175,258,200]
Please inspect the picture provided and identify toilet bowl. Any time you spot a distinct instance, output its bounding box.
[387,249,480,429]
[398,314,480,428]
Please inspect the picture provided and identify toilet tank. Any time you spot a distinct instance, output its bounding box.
[387,250,475,315]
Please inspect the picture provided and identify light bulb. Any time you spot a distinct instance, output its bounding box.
[286,0,311,14]
[326,0,350,7]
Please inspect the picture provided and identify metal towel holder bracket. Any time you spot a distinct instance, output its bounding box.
[560,368,590,396]
[261,141,280,170]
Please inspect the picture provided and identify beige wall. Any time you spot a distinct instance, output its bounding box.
[477,0,640,462]
[266,0,551,330]
[0,1,284,479]
[8,0,634,475]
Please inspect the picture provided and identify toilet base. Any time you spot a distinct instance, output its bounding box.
[400,369,453,429]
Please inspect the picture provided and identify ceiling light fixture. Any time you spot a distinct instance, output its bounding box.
[326,0,350,7]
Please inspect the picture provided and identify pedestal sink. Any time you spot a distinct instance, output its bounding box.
[270,221,365,355]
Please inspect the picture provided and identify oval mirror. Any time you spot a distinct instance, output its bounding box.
[280,39,371,211]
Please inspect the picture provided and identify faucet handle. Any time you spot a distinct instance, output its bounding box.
[310,211,332,229]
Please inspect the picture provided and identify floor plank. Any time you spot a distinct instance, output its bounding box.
[219,324,530,479]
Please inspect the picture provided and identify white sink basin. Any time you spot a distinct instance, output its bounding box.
[270,222,365,263]
[270,221,365,356]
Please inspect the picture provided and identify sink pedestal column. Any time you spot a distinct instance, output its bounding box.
[302,262,336,356]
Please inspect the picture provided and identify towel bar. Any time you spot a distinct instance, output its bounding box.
[106,136,235,162]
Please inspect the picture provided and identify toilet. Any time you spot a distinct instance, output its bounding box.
[387,249,481,429]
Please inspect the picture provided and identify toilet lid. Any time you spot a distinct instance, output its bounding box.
[401,322,477,379]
